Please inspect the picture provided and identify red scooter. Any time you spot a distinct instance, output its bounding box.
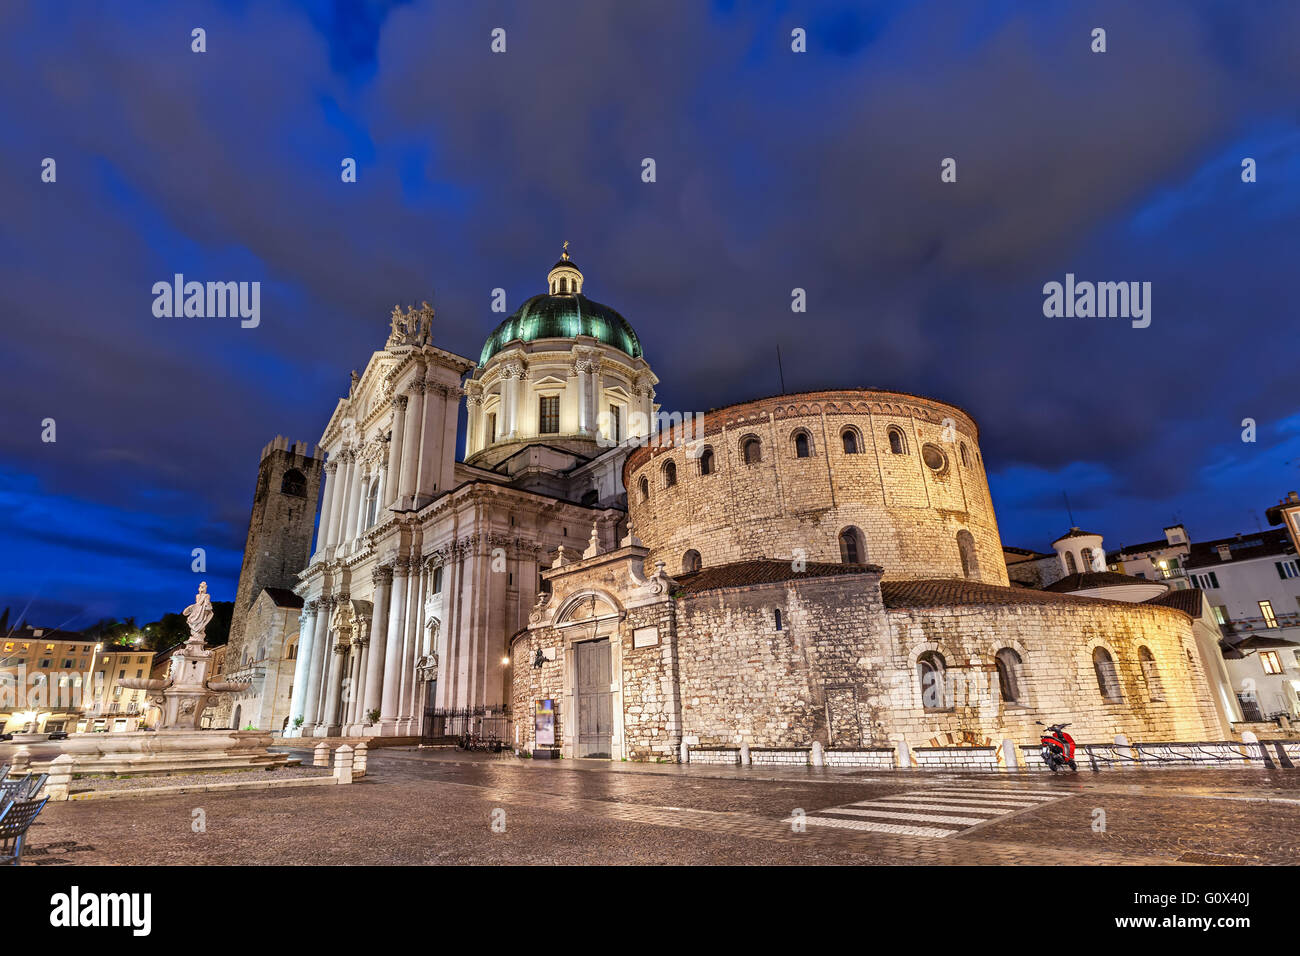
[1037,721,1077,772]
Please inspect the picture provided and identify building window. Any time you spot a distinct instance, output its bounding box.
[1212,605,1228,626]
[663,460,677,488]
[281,469,307,497]
[1093,647,1123,701]
[774,608,783,631]
[995,648,1023,704]
[639,476,650,502]
[699,447,715,475]
[960,443,970,467]
[682,549,702,574]
[1260,650,1283,675]
[1064,551,1078,575]
[887,427,907,455]
[581,489,599,506]
[921,443,948,475]
[609,405,621,443]
[839,526,866,564]
[1080,547,1096,572]
[1138,646,1163,701]
[1276,560,1298,579]
[956,530,979,581]
[1260,601,1279,628]
[742,436,762,464]
[364,477,380,528]
[432,567,443,593]
[841,429,859,454]
[917,651,948,710]
[539,396,560,434]
[793,431,811,458]
[487,413,497,443]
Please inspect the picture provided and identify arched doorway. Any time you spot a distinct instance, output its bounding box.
[231,704,242,730]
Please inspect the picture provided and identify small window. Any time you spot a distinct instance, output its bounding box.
[1093,647,1123,701]
[639,476,650,502]
[1064,551,1078,575]
[1138,647,1163,701]
[839,527,866,565]
[917,651,948,710]
[1260,650,1283,675]
[1260,601,1278,628]
[921,443,947,474]
[793,431,811,458]
[609,406,621,443]
[1080,547,1095,572]
[539,395,560,434]
[960,443,970,467]
[663,460,677,488]
[841,429,859,455]
[281,469,307,497]
[774,608,783,631]
[887,427,907,455]
[682,549,702,574]
[432,567,443,593]
[956,530,979,581]
[742,437,762,464]
[487,413,497,443]
[699,447,715,475]
[995,648,1023,704]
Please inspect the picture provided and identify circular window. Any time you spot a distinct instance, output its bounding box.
[921,443,948,474]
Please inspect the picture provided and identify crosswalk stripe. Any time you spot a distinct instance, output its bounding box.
[823,807,989,825]
[892,795,1048,808]
[791,816,958,837]
[921,789,1059,800]
[853,800,1018,815]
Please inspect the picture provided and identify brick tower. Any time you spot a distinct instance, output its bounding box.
[225,436,324,660]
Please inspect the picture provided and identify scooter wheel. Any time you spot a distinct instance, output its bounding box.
[1068,760,1077,771]
[1048,762,1060,772]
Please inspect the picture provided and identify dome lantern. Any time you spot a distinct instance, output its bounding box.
[547,240,584,295]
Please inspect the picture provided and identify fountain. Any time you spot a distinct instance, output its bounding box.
[0,583,290,774]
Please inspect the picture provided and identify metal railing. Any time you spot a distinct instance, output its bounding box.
[421,707,513,747]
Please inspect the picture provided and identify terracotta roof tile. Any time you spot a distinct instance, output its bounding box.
[1043,571,1160,592]
[880,578,1183,613]
[1142,588,1205,618]
[673,559,880,594]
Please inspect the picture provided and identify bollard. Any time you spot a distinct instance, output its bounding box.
[333,744,354,785]
[896,740,913,771]
[352,741,368,777]
[810,741,825,767]
[313,741,330,767]
[738,742,750,767]
[999,738,1019,772]
[11,747,30,773]
[679,740,690,764]
[45,754,75,801]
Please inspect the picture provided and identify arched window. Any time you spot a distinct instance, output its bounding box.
[774,608,783,631]
[995,648,1023,704]
[699,447,715,475]
[917,651,948,710]
[1080,547,1095,572]
[364,477,380,528]
[742,436,762,464]
[682,549,702,574]
[793,430,811,458]
[956,530,979,581]
[839,526,866,564]
[285,639,298,661]
[281,469,307,497]
[1093,647,1123,701]
[639,476,650,502]
[841,429,859,454]
[887,427,907,455]
[921,443,948,475]
[1064,551,1078,575]
[1138,646,1163,701]
[663,460,677,487]
[960,443,970,467]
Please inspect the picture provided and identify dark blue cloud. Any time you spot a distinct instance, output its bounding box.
[0,0,1297,625]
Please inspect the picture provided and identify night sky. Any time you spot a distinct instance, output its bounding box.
[3,1,1298,628]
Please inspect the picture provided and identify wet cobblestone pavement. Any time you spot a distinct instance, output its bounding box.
[25,747,1300,865]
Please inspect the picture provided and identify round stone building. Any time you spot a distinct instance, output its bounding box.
[623,390,1007,584]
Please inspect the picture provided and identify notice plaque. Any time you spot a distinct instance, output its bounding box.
[535,698,556,747]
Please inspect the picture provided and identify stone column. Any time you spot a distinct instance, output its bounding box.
[362,566,392,721]
[398,384,425,508]
[351,638,368,728]
[329,455,351,549]
[300,597,333,734]
[416,378,441,503]
[343,454,365,544]
[380,560,409,732]
[398,561,426,732]
[316,462,338,552]
[386,395,407,508]
[322,636,348,735]
[286,601,318,734]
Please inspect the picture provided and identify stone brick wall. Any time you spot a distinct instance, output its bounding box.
[624,390,1007,585]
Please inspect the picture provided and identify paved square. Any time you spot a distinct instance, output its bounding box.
[24,748,1300,865]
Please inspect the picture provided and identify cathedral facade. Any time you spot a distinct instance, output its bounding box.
[232,249,1223,754]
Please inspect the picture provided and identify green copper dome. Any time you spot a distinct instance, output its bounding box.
[479,292,642,366]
